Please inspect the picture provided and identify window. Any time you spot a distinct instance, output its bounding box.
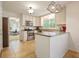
[41,14,56,29]
[9,17,20,32]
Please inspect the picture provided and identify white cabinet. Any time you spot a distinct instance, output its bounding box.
[22,15,41,26]
[23,31,27,41]
[33,17,41,26]
[35,32,69,58]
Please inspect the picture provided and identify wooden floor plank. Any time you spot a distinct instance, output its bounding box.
[0,40,79,58]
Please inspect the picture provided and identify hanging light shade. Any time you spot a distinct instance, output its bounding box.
[47,1,65,13]
[28,7,34,14]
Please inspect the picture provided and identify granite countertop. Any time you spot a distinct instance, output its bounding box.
[35,31,65,37]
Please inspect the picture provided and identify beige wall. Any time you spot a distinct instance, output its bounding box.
[34,17,41,26]
[56,9,66,24]
[66,2,79,52]
[3,10,20,18]
[0,2,2,52]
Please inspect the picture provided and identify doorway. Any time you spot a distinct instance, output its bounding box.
[8,17,20,41]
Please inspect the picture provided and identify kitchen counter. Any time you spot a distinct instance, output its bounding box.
[35,31,65,37]
[35,31,70,58]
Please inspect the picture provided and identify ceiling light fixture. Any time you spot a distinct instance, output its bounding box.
[28,7,34,14]
[47,1,65,13]
[51,6,55,9]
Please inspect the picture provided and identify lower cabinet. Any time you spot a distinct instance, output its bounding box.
[23,31,34,41]
[23,31,27,41]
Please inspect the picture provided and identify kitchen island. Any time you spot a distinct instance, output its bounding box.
[35,31,70,58]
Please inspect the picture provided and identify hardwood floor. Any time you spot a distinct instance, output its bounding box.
[64,50,79,58]
[0,40,79,58]
[9,34,20,41]
[0,40,36,58]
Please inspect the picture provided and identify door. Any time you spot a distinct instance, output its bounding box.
[3,17,9,48]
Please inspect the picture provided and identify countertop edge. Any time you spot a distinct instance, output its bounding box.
[35,32,69,37]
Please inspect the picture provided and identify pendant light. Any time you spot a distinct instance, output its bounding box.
[28,7,34,14]
[47,1,65,13]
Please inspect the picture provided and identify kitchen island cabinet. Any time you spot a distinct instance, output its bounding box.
[35,31,70,58]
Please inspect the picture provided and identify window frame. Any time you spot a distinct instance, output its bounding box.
[41,13,56,29]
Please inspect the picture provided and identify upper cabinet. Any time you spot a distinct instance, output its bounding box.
[21,14,41,26]
[33,17,41,26]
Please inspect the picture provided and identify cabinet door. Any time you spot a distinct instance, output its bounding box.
[24,31,27,41]
[33,17,41,26]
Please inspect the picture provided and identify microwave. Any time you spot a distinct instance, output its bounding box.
[25,21,33,26]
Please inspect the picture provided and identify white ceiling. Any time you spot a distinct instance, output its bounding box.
[2,1,70,16]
